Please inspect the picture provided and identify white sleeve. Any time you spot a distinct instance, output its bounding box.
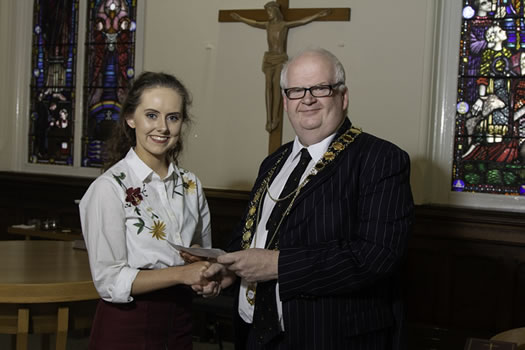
[192,176,212,248]
[79,177,139,303]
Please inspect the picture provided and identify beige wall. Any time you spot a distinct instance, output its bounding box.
[0,0,435,204]
[143,0,435,202]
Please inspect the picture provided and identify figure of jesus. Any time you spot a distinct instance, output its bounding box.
[231,2,330,132]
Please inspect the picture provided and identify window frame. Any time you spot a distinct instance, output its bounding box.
[430,0,525,212]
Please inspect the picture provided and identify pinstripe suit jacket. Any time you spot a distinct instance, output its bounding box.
[229,118,414,349]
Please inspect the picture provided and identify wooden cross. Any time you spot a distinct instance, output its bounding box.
[219,0,350,154]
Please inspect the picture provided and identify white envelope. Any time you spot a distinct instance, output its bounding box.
[168,242,226,259]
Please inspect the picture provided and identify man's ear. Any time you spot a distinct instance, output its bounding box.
[282,91,288,112]
[342,87,349,111]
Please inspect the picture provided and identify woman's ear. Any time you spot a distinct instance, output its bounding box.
[126,117,135,129]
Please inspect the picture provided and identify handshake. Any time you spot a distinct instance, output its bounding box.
[178,247,280,298]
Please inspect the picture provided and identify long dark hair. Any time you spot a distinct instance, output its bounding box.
[103,71,193,170]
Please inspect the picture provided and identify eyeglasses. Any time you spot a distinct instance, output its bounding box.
[283,83,344,100]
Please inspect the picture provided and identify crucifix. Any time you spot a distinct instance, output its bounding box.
[219,0,351,154]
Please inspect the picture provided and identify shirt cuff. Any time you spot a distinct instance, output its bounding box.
[105,267,140,303]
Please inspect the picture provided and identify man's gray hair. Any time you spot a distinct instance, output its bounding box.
[280,48,346,89]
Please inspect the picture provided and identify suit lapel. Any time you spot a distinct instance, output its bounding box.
[256,118,357,218]
[265,146,291,188]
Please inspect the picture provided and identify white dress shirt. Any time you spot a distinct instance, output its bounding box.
[79,148,211,303]
[238,133,336,329]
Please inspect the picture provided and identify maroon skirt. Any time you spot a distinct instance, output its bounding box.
[88,285,193,350]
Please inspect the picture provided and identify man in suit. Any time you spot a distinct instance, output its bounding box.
[200,47,414,349]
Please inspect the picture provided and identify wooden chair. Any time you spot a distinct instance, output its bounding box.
[0,301,95,350]
[491,327,525,350]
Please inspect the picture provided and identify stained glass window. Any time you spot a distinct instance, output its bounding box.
[453,0,525,196]
[82,0,137,168]
[28,0,138,168]
[28,0,79,166]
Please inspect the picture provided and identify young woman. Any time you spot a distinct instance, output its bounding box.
[80,72,217,349]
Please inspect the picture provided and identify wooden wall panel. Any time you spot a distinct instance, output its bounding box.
[0,171,249,245]
[1,171,525,349]
[407,206,525,349]
[0,172,92,239]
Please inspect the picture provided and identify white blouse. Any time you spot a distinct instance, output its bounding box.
[79,148,211,303]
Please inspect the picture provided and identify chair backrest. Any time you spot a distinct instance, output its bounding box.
[491,327,525,349]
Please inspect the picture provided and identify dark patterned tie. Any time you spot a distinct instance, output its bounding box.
[252,148,311,345]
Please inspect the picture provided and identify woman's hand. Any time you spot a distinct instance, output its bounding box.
[179,251,204,264]
[193,279,221,298]
[179,244,205,264]
[178,260,211,286]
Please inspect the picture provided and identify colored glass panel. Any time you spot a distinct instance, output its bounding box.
[453,0,525,196]
[82,0,137,168]
[28,0,79,166]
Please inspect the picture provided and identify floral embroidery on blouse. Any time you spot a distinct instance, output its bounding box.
[150,220,167,240]
[125,187,143,206]
[173,169,196,196]
[113,172,147,216]
[112,171,166,238]
[183,176,196,194]
[146,207,159,220]
[111,169,198,239]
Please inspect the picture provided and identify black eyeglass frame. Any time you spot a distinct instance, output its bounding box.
[283,82,344,100]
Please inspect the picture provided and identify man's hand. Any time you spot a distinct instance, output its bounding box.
[217,248,279,283]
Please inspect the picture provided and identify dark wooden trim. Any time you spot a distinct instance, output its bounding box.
[414,205,525,246]
[218,8,350,22]
[203,187,250,200]
[0,171,94,188]
[0,171,250,200]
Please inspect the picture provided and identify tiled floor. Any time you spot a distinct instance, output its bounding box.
[0,333,234,350]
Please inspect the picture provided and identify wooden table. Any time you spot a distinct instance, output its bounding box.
[7,226,83,241]
[0,241,98,350]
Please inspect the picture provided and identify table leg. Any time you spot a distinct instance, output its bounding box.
[16,308,29,350]
[55,307,69,350]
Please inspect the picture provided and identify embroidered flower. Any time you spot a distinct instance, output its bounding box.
[134,218,145,234]
[150,220,167,240]
[146,207,159,220]
[113,172,126,187]
[182,176,196,194]
[125,187,143,206]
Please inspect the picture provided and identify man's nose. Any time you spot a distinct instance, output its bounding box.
[301,90,317,103]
